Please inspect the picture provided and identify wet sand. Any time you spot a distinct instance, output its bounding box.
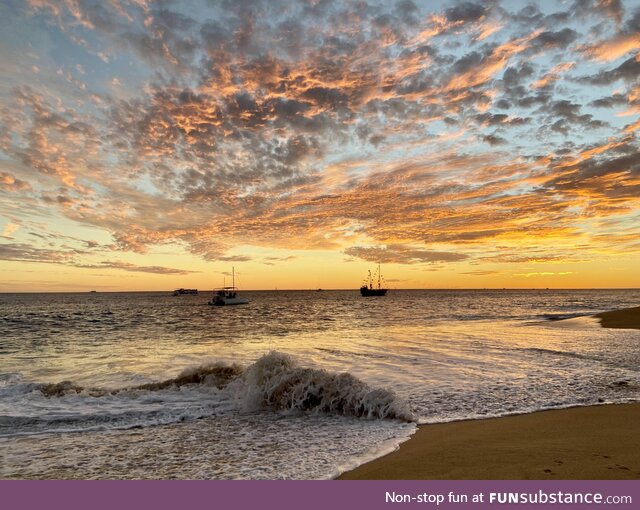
[339,403,640,479]
[595,306,640,330]
[340,307,640,480]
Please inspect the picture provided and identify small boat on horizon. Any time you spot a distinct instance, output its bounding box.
[360,264,387,296]
[209,267,249,306]
[172,288,198,296]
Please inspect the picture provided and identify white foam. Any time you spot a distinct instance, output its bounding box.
[0,352,413,438]
[544,315,603,329]
[0,413,417,480]
[2,304,640,479]
[227,351,414,421]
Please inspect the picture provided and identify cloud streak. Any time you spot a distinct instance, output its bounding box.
[0,242,197,275]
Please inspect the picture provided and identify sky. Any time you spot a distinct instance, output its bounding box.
[0,0,639,291]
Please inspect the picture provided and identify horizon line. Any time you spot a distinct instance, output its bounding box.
[1,287,640,294]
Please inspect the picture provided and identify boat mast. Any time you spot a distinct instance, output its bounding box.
[378,263,381,289]
[232,266,235,289]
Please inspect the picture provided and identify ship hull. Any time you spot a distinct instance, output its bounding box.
[209,297,249,306]
[360,287,387,296]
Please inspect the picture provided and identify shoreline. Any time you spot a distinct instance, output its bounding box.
[595,306,640,329]
[340,306,640,480]
[339,403,640,480]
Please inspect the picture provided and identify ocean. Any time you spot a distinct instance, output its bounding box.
[1,289,639,479]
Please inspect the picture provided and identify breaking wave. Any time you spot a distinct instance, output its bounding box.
[228,352,413,421]
[36,363,245,397]
[1,352,413,436]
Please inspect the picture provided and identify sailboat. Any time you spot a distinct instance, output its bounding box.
[360,264,388,296]
[208,267,249,306]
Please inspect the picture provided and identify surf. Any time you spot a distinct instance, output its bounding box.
[0,352,413,437]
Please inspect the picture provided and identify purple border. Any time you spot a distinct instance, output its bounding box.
[2,480,639,510]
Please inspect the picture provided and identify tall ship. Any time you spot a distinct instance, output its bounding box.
[209,267,249,306]
[360,264,388,296]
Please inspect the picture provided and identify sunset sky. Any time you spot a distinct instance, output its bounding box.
[0,0,639,291]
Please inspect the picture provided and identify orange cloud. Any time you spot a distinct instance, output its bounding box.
[0,173,32,192]
[532,62,576,88]
[411,14,462,45]
[474,20,502,41]
[623,118,640,132]
[446,29,543,91]
[581,33,640,62]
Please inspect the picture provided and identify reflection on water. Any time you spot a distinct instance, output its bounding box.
[1,289,639,478]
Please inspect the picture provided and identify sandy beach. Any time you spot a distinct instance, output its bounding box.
[340,307,640,480]
[339,403,640,480]
[596,306,640,330]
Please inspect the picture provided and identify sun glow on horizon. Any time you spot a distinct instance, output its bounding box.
[0,0,639,291]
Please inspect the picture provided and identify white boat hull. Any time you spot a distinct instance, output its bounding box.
[209,297,249,306]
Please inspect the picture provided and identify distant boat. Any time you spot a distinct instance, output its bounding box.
[360,264,387,296]
[89,290,97,293]
[209,267,249,306]
[172,288,198,296]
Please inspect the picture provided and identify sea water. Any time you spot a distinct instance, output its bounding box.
[1,289,639,478]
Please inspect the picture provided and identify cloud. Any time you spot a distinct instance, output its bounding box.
[529,28,579,52]
[481,134,507,146]
[593,0,625,24]
[581,55,640,85]
[1,0,638,279]
[578,6,640,61]
[589,93,628,108]
[1,222,20,238]
[532,62,575,88]
[75,260,199,275]
[544,147,640,200]
[481,255,570,264]
[581,33,640,62]
[0,242,76,263]
[0,242,197,274]
[444,2,487,23]
[543,100,609,135]
[445,29,543,91]
[513,271,574,277]
[623,118,640,133]
[217,255,252,262]
[345,244,469,264]
[460,270,500,275]
[0,173,32,192]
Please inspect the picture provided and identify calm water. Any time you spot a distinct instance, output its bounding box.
[1,289,639,479]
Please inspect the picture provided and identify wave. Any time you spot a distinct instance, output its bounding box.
[0,407,219,436]
[0,352,412,436]
[228,352,413,421]
[541,313,589,321]
[519,347,596,361]
[132,363,244,392]
[36,363,244,397]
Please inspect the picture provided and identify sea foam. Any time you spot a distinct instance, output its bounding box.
[1,351,412,437]
[228,352,414,421]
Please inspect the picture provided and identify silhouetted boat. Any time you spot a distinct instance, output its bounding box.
[209,267,249,306]
[360,264,387,296]
[172,288,198,296]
